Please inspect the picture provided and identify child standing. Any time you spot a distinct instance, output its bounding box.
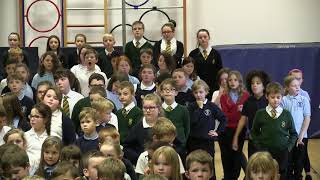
[68,34,86,68]
[35,136,62,179]
[116,81,143,143]
[211,68,230,108]
[187,79,226,180]
[232,70,271,157]
[185,150,214,180]
[76,107,100,153]
[219,70,249,180]
[31,51,61,89]
[281,75,311,179]
[125,21,153,77]
[54,68,84,118]
[46,35,68,68]
[98,33,121,78]
[135,64,157,108]
[251,82,298,180]
[160,78,190,149]
[172,68,196,106]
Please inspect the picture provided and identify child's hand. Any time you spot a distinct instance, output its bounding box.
[197,101,204,109]
[237,104,243,112]
[144,166,151,175]
[232,137,239,151]
[208,130,218,137]
[296,137,304,147]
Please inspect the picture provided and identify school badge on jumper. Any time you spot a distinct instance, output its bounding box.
[204,109,211,116]
[281,121,286,128]
[212,58,215,64]
[128,118,133,126]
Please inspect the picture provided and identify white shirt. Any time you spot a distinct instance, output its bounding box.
[71,64,101,75]
[162,101,178,110]
[199,46,212,57]
[25,128,48,175]
[266,105,283,119]
[61,90,84,118]
[160,38,177,56]
[109,113,119,130]
[123,101,136,112]
[0,126,11,145]
[133,38,147,48]
[135,150,185,175]
[140,82,156,91]
[0,78,7,94]
[51,110,63,140]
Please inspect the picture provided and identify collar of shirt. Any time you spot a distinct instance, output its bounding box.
[17,92,25,100]
[104,48,114,55]
[140,82,156,90]
[160,38,177,55]
[133,38,146,47]
[288,94,300,100]
[52,110,61,117]
[266,105,283,117]
[162,101,178,110]
[199,46,212,55]
[29,128,48,138]
[124,101,135,112]
[142,117,152,128]
[203,98,208,104]
[83,131,99,140]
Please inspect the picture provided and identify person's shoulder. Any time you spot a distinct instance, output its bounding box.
[189,48,200,56]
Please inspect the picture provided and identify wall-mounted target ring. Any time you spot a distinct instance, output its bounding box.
[110,24,132,33]
[125,0,150,9]
[139,7,171,42]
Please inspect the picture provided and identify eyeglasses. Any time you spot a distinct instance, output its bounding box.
[143,106,158,111]
[28,115,43,119]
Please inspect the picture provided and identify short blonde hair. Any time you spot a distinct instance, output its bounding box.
[97,157,126,180]
[245,152,278,180]
[102,33,115,41]
[98,126,120,144]
[152,117,176,140]
[91,98,114,112]
[191,79,210,93]
[79,107,99,122]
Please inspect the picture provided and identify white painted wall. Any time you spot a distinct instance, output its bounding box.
[1,0,320,54]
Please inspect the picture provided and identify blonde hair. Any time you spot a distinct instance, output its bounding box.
[98,126,120,144]
[150,146,182,180]
[191,79,210,93]
[79,107,99,122]
[99,139,123,157]
[102,33,115,42]
[245,152,278,180]
[227,70,245,97]
[152,117,176,140]
[91,98,114,112]
[143,93,164,117]
[97,157,126,180]
[283,75,298,95]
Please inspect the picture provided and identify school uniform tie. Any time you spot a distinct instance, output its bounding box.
[122,108,128,117]
[271,108,277,119]
[165,41,171,54]
[62,96,70,117]
[203,49,208,60]
[135,41,140,48]
[166,105,173,112]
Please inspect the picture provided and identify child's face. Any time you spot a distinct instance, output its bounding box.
[287,79,300,96]
[89,79,105,88]
[8,34,20,48]
[55,77,71,94]
[111,80,121,93]
[186,162,212,180]
[49,37,59,50]
[143,100,160,122]
[118,60,130,75]
[251,76,264,97]
[84,156,106,180]
[29,108,46,132]
[172,71,187,89]
[153,154,172,178]
[162,26,174,41]
[197,31,210,48]
[193,87,208,102]
[44,146,60,166]
[103,36,115,50]
[158,134,175,144]
[266,93,282,109]
[100,144,119,158]
[43,89,60,111]
[141,68,155,84]
[85,53,98,70]
[98,110,112,123]
[8,79,24,94]
[119,87,133,107]
[228,74,240,90]
[132,24,144,39]
[80,117,96,135]
[7,166,29,180]
[219,73,228,88]
[182,62,194,76]
[160,84,177,103]
[37,85,49,102]
[5,63,16,76]
[250,170,273,180]
[42,55,54,72]
[158,55,167,70]
[75,36,86,49]
[15,67,29,82]
[290,72,303,86]
[6,133,25,149]
[140,53,152,65]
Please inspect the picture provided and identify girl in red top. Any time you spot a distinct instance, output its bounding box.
[219,70,249,180]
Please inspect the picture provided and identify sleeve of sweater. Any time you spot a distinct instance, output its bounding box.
[123,124,141,164]
[286,111,298,151]
[182,105,190,139]
[212,103,227,133]
[62,114,76,145]
[251,110,262,149]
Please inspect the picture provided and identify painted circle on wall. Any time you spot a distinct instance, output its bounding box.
[125,0,150,9]
[25,0,61,33]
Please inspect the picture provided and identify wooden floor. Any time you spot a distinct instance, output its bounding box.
[214,139,320,179]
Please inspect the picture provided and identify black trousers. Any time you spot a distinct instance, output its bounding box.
[218,128,245,180]
[270,149,289,180]
[287,138,308,180]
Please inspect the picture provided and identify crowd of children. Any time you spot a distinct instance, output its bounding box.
[0,20,314,180]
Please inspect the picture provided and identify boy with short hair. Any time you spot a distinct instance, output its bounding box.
[160,78,190,149]
[172,68,196,106]
[125,21,153,77]
[60,145,81,169]
[98,33,121,78]
[97,157,126,180]
[251,82,298,180]
[185,149,214,180]
[116,81,143,143]
[76,107,100,153]
[140,48,153,66]
[52,161,80,180]
[54,68,84,118]
[7,72,34,118]
[91,98,118,131]
[81,150,106,180]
